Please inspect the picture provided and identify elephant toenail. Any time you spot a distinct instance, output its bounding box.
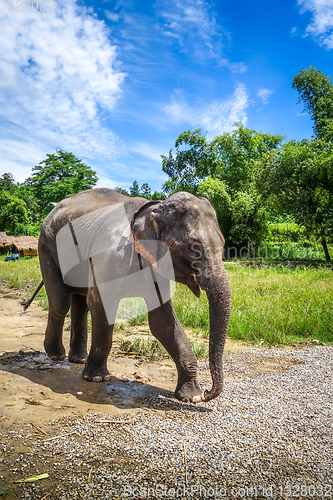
[192,395,202,403]
[92,376,102,382]
[104,375,111,381]
[83,375,90,380]
[182,397,189,402]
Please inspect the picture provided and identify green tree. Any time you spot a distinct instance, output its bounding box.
[151,191,167,200]
[212,126,283,192]
[24,150,98,215]
[162,125,283,194]
[197,176,269,246]
[0,190,28,235]
[292,67,333,139]
[0,173,40,234]
[140,183,151,199]
[197,177,231,235]
[258,67,333,261]
[0,173,18,194]
[257,136,333,260]
[114,186,129,196]
[162,125,282,246]
[130,181,140,197]
[162,129,211,193]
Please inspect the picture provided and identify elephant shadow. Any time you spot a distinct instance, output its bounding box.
[0,350,212,414]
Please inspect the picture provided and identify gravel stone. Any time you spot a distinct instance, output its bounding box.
[0,346,332,499]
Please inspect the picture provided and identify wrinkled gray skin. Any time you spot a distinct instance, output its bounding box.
[38,188,231,403]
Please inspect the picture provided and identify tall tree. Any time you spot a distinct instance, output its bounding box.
[0,173,17,194]
[257,135,333,260]
[24,150,98,215]
[292,67,333,139]
[130,181,140,197]
[0,173,39,231]
[114,186,129,196]
[162,125,283,246]
[151,191,167,200]
[162,125,283,194]
[162,129,211,193]
[140,183,151,199]
[0,190,28,235]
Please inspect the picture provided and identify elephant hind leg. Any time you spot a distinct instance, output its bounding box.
[69,293,88,364]
[147,299,204,403]
[39,242,70,361]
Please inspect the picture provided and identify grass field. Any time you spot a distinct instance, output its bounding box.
[173,263,333,345]
[1,256,332,346]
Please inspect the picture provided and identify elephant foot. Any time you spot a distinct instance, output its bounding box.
[82,363,111,382]
[44,340,66,361]
[68,349,88,364]
[175,379,205,403]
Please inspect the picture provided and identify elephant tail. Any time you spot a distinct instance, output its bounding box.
[21,281,44,311]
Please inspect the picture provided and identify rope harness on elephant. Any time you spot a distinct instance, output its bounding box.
[129,202,164,308]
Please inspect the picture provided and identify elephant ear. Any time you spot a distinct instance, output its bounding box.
[130,201,163,267]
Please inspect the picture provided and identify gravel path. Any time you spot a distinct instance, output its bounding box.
[0,346,332,499]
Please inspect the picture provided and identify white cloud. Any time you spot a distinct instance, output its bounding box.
[164,84,249,138]
[131,142,166,163]
[105,11,120,22]
[0,141,47,184]
[297,0,333,49]
[229,62,248,74]
[202,84,249,137]
[157,0,219,48]
[96,174,125,189]
[155,0,246,70]
[0,0,126,180]
[164,89,194,123]
[256,88,274,104]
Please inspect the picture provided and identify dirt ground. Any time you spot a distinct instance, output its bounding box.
[0,295,300,426]
[0,294,314,499]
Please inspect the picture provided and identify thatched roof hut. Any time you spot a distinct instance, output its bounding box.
[0,233,38,256]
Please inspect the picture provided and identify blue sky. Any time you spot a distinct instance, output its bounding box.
[0,0,332,192]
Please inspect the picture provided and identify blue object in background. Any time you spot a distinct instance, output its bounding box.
[5,254,20,261]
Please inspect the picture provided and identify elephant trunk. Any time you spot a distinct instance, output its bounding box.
[202,266,231,402]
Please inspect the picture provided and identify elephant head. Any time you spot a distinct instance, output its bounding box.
[132,192,231,402]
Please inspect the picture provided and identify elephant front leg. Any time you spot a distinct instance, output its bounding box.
[147,299,204,403]
[69,293,88,364]
[82,289,116,382]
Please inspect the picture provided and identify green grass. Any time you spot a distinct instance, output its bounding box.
[120,337,208,360]
[1,256,332,346]
[0,489,13,499]
[0,256,48,308]
[0,255,41,288]
[268,221,306,242]
[174,264,333,345]
[120,338,165,360]
[255,241,325,261]
[188,339,208,358]
[225,241,326,261]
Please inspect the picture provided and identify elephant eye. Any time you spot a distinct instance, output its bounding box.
[183,243,202,258]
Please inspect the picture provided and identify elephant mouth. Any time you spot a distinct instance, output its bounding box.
[175,272,201,297]
[187,274,201,298]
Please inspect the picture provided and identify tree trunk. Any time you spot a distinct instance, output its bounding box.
[321,238,331,261]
